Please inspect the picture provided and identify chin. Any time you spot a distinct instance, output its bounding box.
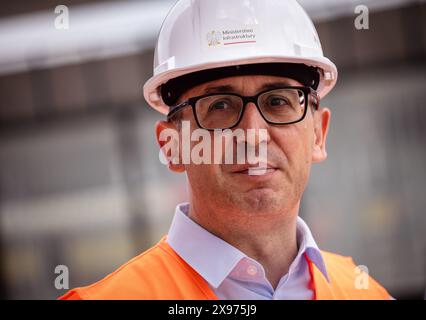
[234,190,283,214]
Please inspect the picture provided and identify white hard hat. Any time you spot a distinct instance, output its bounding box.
[143,0,338,115]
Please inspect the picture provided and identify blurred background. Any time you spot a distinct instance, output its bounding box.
[0,0,425,300]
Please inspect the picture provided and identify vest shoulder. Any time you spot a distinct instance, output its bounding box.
[319,250,391,300]
[320,250,358,268]
[60,240,179,299]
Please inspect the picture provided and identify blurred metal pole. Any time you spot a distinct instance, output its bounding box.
[29,64,55,120]
[0,190,7,299]
[115,106,152,256]
[0,243,5,299]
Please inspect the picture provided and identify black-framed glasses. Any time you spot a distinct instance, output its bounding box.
[167,86,319,130]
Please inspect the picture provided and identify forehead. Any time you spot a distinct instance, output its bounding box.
[183,75,303,98]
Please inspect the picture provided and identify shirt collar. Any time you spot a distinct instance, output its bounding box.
[295,215,330,282]
[166,202,329,288]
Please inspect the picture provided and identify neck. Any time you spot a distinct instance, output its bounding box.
[188,199,299,290]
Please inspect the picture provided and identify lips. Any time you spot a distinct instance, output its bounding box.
[247,167,276,176]
[231,163,278,175]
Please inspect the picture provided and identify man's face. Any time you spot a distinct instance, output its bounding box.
[156,75,330,224]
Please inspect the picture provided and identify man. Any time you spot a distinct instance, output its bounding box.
[60,0,391,300]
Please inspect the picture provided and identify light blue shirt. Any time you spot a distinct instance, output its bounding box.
[166,202,330,300]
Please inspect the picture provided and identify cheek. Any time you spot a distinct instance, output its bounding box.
[186,164,225,198]
[271,122,313,165]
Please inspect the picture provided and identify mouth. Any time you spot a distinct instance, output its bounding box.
[232,163,278,176]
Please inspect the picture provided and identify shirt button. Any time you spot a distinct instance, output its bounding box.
[247,265,258,276]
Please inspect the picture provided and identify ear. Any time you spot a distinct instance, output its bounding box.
[311,107,331,163]
[155,120,186,173]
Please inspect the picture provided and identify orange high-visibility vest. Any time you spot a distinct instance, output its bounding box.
[59,235,390,300]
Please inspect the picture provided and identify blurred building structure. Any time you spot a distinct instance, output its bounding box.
[0,0,425,299]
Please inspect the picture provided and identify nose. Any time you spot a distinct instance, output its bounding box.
[237,102,271,146]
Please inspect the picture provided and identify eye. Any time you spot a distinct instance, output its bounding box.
[267,96,290,107]
[208,100,231,112]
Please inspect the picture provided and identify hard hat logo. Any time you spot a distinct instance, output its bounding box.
[206,31,222,47]
[207,28,256,47]
[206,29,257,47]
[221,28,257,46]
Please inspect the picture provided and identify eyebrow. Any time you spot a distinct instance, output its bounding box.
[203,81,295,95]
[204,85,234,94]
